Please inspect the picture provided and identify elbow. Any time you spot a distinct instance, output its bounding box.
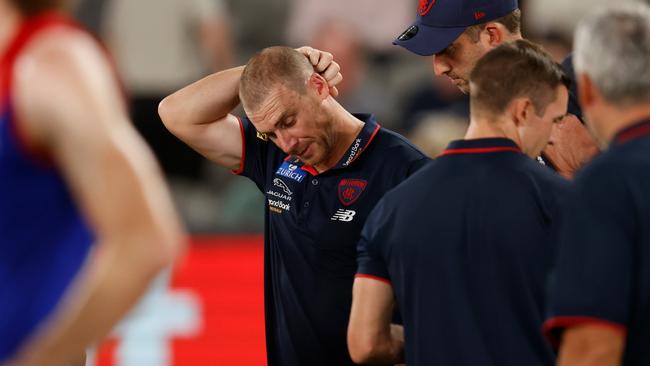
[348,331,382,364]
[130,226,187,279]
[150,227,187,271]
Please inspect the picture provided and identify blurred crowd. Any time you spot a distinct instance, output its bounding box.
[70,0,612,233]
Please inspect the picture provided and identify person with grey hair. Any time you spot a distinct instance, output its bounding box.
[544,3,650,366]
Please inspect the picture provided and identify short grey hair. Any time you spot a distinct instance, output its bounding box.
[574,3,650,106]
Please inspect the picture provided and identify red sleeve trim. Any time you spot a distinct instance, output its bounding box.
[231,116,246,175]
[355,274,392,285]
[615,122,650,145]
[543,316,627,348]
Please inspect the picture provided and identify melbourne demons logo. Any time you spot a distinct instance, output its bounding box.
[419,0,436,16]
[338,179,367,206]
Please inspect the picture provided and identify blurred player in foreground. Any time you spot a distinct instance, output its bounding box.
[395,0,598,178]
[544,4,650,365]
[159,46,427,365]
[348,40,570,366]
[0,0,184,365]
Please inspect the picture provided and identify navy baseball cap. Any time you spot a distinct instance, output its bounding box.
[394,0,519,56]
[560,55,584,122]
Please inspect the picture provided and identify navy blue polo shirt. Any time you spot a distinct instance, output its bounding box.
[545,119,650,365]
[357,138,569,366]
[234,113,428,366]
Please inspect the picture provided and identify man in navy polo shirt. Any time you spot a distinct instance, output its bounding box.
[544,4,650,365]
[395,0,599,179]
[159,46,428,365]
[347,40,569,366]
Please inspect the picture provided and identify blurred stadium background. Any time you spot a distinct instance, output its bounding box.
[68,0,622,364]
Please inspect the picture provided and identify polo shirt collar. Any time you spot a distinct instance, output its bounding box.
[440,138,522,157]
[331,114,381,170]
[613,118,650,146]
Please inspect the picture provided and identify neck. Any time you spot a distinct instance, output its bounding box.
[597,103,650,146]
[313,100,365,172]
[0,2,21,57]
[464,116,520,146]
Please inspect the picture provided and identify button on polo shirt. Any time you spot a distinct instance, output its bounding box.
[545,119,650,366]
[358,138,569,366]
[235,113,428,366]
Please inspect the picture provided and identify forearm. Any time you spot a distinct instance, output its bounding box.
[158,65,244,129]
[11,234,178,366]
[384,324,405,364]
[10,130,184,366]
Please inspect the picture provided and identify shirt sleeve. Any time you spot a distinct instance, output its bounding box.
[356,198,393,283]
[544,163,635,345]
[233,116,279,192]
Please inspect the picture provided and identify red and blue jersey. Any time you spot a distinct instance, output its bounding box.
[235,114,428,366]
[357,138,569,366]
[545,119,650,365]
[0,13,93,361]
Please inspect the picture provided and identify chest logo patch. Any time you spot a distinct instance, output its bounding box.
[275,161,307,183]
[273,178,293,195]
[331,209,356,222]
[338,179,367,206]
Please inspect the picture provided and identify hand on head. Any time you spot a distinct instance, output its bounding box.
[295,46,343,97]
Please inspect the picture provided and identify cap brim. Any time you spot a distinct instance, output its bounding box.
[393,20,467,56]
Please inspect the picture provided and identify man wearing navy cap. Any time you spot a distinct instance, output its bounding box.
[395,0,521,94]
[159,46,428,366]
[544,4,650,365]
[395,0,599,178]
[348,40,569,366]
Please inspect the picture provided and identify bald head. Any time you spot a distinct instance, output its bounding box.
[240,46,314,113]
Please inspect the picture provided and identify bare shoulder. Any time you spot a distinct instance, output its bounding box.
[13,25,124,147]
[22,24,109,70]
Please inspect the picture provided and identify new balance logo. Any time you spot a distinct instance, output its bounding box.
[331,209,356,222]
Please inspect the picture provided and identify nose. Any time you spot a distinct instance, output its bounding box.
[432,55,450,76]
[275,130,298,153]
[548,123,561,145]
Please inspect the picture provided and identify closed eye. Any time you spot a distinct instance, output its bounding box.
[553,114,568,124]
[279,116,296,129]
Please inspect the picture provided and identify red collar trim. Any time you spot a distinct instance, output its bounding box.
[614,119,650,145]
[438,146,521,157]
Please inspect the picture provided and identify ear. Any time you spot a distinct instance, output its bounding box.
[307,73,330,100]
[577,72,597,109]
[480,22,507,48]
[510,97,533,127]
